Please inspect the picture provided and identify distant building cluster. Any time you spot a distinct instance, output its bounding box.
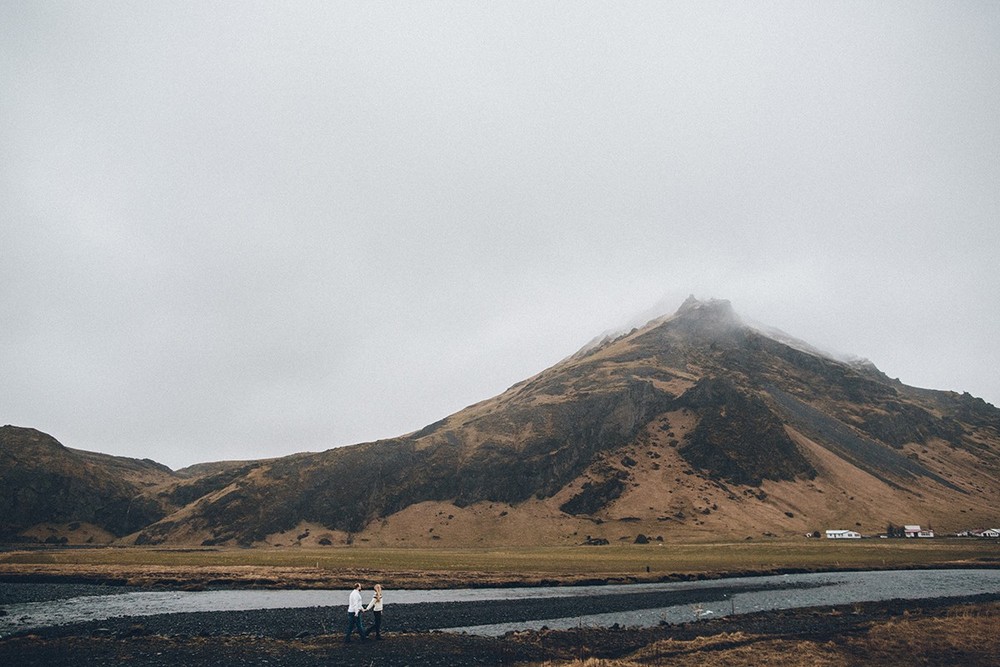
[956,528,1000,538]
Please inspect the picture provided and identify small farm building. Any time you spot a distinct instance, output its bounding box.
[825,529,861,539]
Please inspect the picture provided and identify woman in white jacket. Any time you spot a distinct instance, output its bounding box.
[363,583,384,639]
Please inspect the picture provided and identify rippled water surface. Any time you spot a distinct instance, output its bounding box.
[2,569,998,637]
[457,569,1000,635]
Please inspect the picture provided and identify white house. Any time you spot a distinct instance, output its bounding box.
[978,528,1000,538]
[903,524,933,538]
[826,529,861,539]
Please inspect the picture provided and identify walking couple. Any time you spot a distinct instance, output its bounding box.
[345,582,384,642]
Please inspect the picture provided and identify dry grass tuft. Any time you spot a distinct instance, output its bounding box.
[846,601,1000,666]
[530,634,843,667]
[527,602,1000,667]
[627,632,841,666]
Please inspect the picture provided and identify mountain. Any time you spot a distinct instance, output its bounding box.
[3,296,999,546]
[0,426,176,543]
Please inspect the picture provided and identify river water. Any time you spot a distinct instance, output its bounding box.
[1,569,998,638]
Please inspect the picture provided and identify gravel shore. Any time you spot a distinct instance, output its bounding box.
[3,582,999,666]
[6,584,740,639]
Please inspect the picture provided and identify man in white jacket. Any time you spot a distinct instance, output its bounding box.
[345,583,366,642]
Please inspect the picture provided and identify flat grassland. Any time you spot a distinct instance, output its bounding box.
[1,538,997,588]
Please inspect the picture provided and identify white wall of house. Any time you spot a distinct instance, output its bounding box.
[825,530,861,539]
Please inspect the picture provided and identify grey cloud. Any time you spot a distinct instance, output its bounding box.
[2,2,998,467]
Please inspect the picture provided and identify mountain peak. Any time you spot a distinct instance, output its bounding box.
[672,295,741,330]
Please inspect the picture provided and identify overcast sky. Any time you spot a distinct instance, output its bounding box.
[3,2,999,469]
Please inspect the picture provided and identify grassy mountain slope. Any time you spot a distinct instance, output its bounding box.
[4,297,998,546]
[0,426,175,541]
[132,297,1000,546]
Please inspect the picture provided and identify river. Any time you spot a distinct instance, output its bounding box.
[2,568,998,638]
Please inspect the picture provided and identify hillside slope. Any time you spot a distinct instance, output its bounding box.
[0,426,175,542]
[4,297,999,546]
[132,297,1000,546]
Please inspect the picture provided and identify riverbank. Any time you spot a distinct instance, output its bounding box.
[3,544,999,665]
[2,559,998,593]
[2,594,998,666]
[2,540,998,590]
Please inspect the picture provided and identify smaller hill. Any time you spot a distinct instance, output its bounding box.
[0,426,176,542]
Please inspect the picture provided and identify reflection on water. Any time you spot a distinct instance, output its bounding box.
[2,569,998,638]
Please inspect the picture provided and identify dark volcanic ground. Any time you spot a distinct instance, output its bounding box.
[2,583,762,639]
[2,587,999,666]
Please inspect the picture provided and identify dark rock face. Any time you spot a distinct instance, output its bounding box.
[673,296,742,334]
[673,379,816,486]
[0,426,170,538]
[856,401,965,448]
[161,378,677,538]
[560,475,627,515]
[446,379,675,504]
[950,393,1000,432]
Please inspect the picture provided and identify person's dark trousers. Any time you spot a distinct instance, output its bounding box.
[345,612,366,641]
[369,610,382,639]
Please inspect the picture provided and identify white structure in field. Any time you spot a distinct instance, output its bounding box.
[904,524,935,538]
[825,529,861,539]
[972,528,1000,538]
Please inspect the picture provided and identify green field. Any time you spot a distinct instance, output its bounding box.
[3,539,998,578]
